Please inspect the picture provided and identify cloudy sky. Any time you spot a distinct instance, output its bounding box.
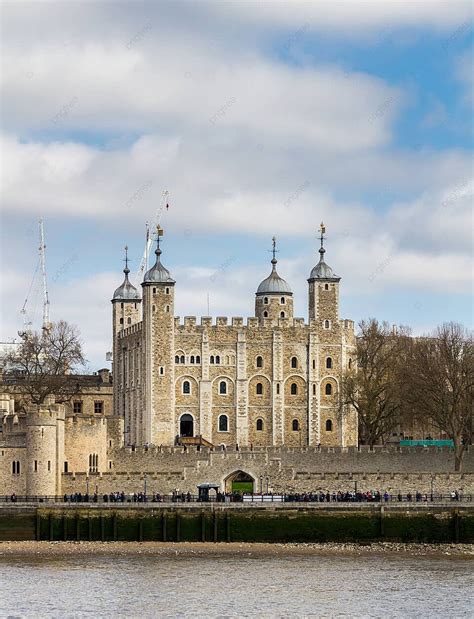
[1,1,472,370]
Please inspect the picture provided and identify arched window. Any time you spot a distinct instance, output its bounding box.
[291,356,297,368]
[180,355,185,364]
[312,384,316,396]
[166,287,169,294]
[190,355,195,364]
[225,356,230,365]
[219,381,227,395]
[348,358,352,369]
[280,297,286,304]
[325,383,332,396]
[290,383,298,395]
[196,355,201,364]
[215,355,220,364]
[280,311,285,318]
[218,415,228,432]
[183,380,191,394]
[326,419,333,432]
[175,355,180,364]
[210,355,215,364]
[292,419,299,431]
[324,283,329,290]
[119,318,123,324]
[276,383,280,395]
[324,320,330,329]
[264,297,269,305]
[263,311,268,318]
[256,356,263,368]
[127,317,131,324]
[256,382,263,395]
[326,357,332,369]
[256,418,264,431]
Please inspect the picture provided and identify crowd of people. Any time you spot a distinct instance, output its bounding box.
[3,489,465,503]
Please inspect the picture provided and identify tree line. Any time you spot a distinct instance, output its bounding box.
[340,320,473,470]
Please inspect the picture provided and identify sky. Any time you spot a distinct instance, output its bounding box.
[0,0,473,371]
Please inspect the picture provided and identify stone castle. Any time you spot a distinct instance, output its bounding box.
[112,227,357,449]
[2,226,471,498]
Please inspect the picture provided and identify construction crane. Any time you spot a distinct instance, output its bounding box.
[134,190,169,287]
[39,218,51,331]
[19,219,51,336]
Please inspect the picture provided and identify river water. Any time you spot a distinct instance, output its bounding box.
[0,552,472,618]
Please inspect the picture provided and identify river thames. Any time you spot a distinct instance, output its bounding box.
[0,544,472,618]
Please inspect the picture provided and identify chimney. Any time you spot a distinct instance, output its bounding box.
[98,368,110,383]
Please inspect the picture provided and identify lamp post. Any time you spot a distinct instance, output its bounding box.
[430,475,434,502]
[266,476,269,494]
[260,475,263,494]
[144,473,148,500]
[86,476,89,500]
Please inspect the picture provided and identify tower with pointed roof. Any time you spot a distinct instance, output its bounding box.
[308,222,341,325]
[111,246,142,421]
[141,227,176,445]
[255,237,293,322]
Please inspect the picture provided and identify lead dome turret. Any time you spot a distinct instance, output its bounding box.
[308,223,340,282]
[112,246,141,301]
[255,237,293,321]
[143,234,175,285]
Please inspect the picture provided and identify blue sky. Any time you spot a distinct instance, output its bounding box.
[1,1,472,369]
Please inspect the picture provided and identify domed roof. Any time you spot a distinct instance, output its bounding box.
[143,239,175,285]
[256,258,292,295]
[112,247,141,302]
[308,247,340,282]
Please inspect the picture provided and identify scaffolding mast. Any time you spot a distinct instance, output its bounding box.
[39,218,51,331]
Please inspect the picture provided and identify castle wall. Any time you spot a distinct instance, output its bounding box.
[61,446,474,496]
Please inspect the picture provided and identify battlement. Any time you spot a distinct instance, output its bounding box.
[118,322,143,338]
[26,403,65,425]
[172,316,310,331]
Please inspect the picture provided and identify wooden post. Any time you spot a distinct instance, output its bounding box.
[36,512,41,541]
[48,514,53,541]
[380,505,385,537]
[63,515,68,541]
[138,519,143,542]
[176,512,180,542]
[213,511,217,543]
[162,513,167,542]
[100,515,105,542]
[453,511,460,543]
[201,512,206,542]
[226,512,231,543]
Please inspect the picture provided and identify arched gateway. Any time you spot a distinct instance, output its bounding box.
[224,470,254,493]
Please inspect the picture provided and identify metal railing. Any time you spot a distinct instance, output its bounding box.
[1,492,472,505]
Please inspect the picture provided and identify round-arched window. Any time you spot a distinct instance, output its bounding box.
[290,383,298,395]
[183,380,191,394]
[326,357,332,369]
[256,418,264,431]
[325,383,332,396]
[256,356,263,368]
[219,381,227,395]
[218,415,228,432]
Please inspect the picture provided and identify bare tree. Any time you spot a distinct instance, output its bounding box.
[339,319,406,447]
[403,323,473,471]
[2,321,86,407]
